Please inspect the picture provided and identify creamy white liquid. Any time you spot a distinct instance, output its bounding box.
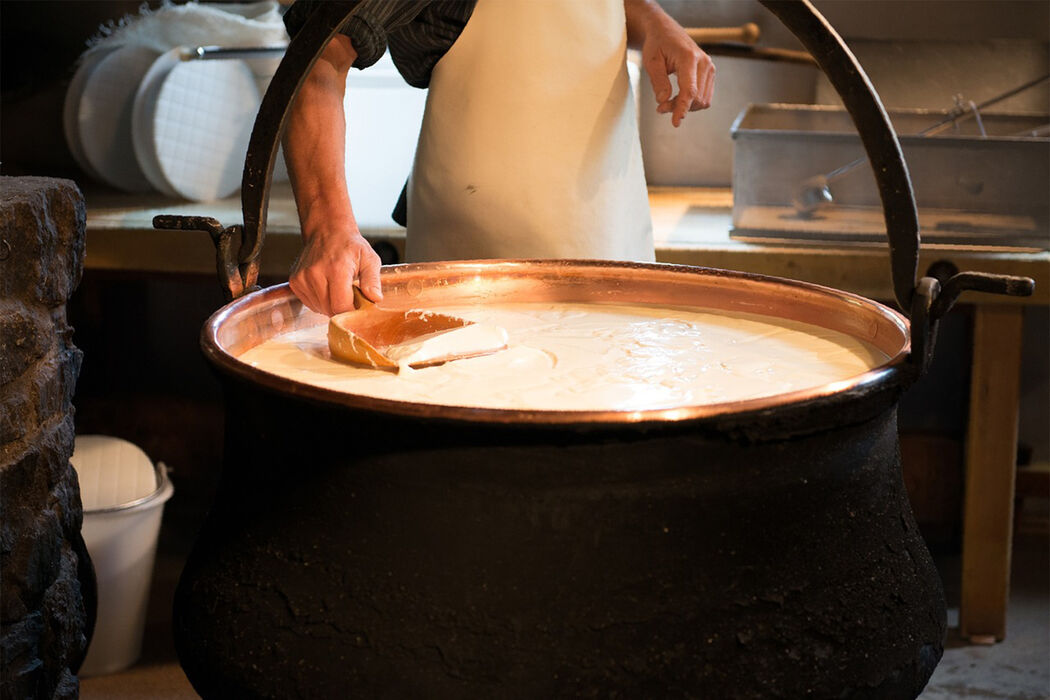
[239,302,888,411]
[381,323,509,368]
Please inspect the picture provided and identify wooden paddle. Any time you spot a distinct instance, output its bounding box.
[328,288,507,371]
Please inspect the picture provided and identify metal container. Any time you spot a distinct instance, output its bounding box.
[175,261,941,699]
[156,2,1033,697]
[731,103,1050,247]
[638,58,817,187]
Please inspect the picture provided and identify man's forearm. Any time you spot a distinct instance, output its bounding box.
[283,33,384,313]
[282,34,359,239]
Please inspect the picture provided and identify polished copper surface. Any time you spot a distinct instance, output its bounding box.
[202,260,911,424]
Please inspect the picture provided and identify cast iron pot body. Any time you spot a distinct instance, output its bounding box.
[174,262,946,699]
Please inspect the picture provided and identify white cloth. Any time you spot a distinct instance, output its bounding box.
[83,0,288,58]
[405,0,654,263]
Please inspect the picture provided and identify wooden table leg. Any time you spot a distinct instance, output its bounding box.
[959,304,1025,643]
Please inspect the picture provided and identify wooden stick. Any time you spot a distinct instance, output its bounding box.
[687,23,761,45]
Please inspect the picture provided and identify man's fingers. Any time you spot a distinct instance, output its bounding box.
[307,269,332,317]
[289,269,317,313]
[693,55,715,111]
[290,273,321,316]
[327,276,357,315]
[672,61,699,127]
[699,69,714,110]
[357,252,384,303]
[645,52,674,105]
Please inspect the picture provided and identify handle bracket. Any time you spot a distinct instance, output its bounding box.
[908,263,1035,372]
[153,215,260,301]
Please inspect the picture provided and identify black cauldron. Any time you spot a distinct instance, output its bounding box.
[156,1,1033,698]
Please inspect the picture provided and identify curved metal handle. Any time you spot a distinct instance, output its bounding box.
[235,0,888,307]
[759,0,1034,376]
[241,0,920,310]
[758,0,920,311]
[151,3,358,301]
[215,0,1035,368]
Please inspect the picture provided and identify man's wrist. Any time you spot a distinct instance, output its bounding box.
[625,0,667,47]
[300,210,361,243]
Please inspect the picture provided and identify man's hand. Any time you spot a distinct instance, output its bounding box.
[283,33,383,315]
[289,225,382,317]
[625,0,716,127]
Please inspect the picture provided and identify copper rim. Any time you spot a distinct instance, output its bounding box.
[201,260,911,426]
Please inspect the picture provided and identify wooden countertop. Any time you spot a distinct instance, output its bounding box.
[84,183,1048,306]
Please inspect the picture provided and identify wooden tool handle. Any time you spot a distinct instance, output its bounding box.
[352,286,375,310]
[687,23,760,45]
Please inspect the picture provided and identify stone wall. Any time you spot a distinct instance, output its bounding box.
[1,177,90,699]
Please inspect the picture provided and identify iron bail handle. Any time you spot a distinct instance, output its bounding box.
[188,0,920,309]
[164,0,1032,335]
[759,1,1037,377]
[230,0,918,307]
[930,271,1035,320]
[759,0,919,313]
[238,2,358,282]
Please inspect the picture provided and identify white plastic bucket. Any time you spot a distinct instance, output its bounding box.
[70,435,174,676]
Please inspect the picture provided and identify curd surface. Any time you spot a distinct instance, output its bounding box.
[238,302,889,411]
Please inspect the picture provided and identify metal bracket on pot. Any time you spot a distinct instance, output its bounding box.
[908,277,940,377]
[153,215,259,301]
[908,262,1035,373]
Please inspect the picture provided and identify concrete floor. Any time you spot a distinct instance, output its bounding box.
[919,534,1050,700]
[80,530,1050,699]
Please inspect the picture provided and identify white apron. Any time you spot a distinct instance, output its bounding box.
[405,0,654,262]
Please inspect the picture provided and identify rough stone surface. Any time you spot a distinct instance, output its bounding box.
[0,177,86,306]
[0,306,51,387]
[0,388,31,458]
[1,176,89,700]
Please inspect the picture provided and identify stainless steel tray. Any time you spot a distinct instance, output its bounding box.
[730,103,1049,248]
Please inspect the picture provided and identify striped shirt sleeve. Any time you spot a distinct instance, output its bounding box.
[282,0,437,70]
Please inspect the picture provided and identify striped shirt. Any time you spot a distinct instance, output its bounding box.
[282,0,477,88]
